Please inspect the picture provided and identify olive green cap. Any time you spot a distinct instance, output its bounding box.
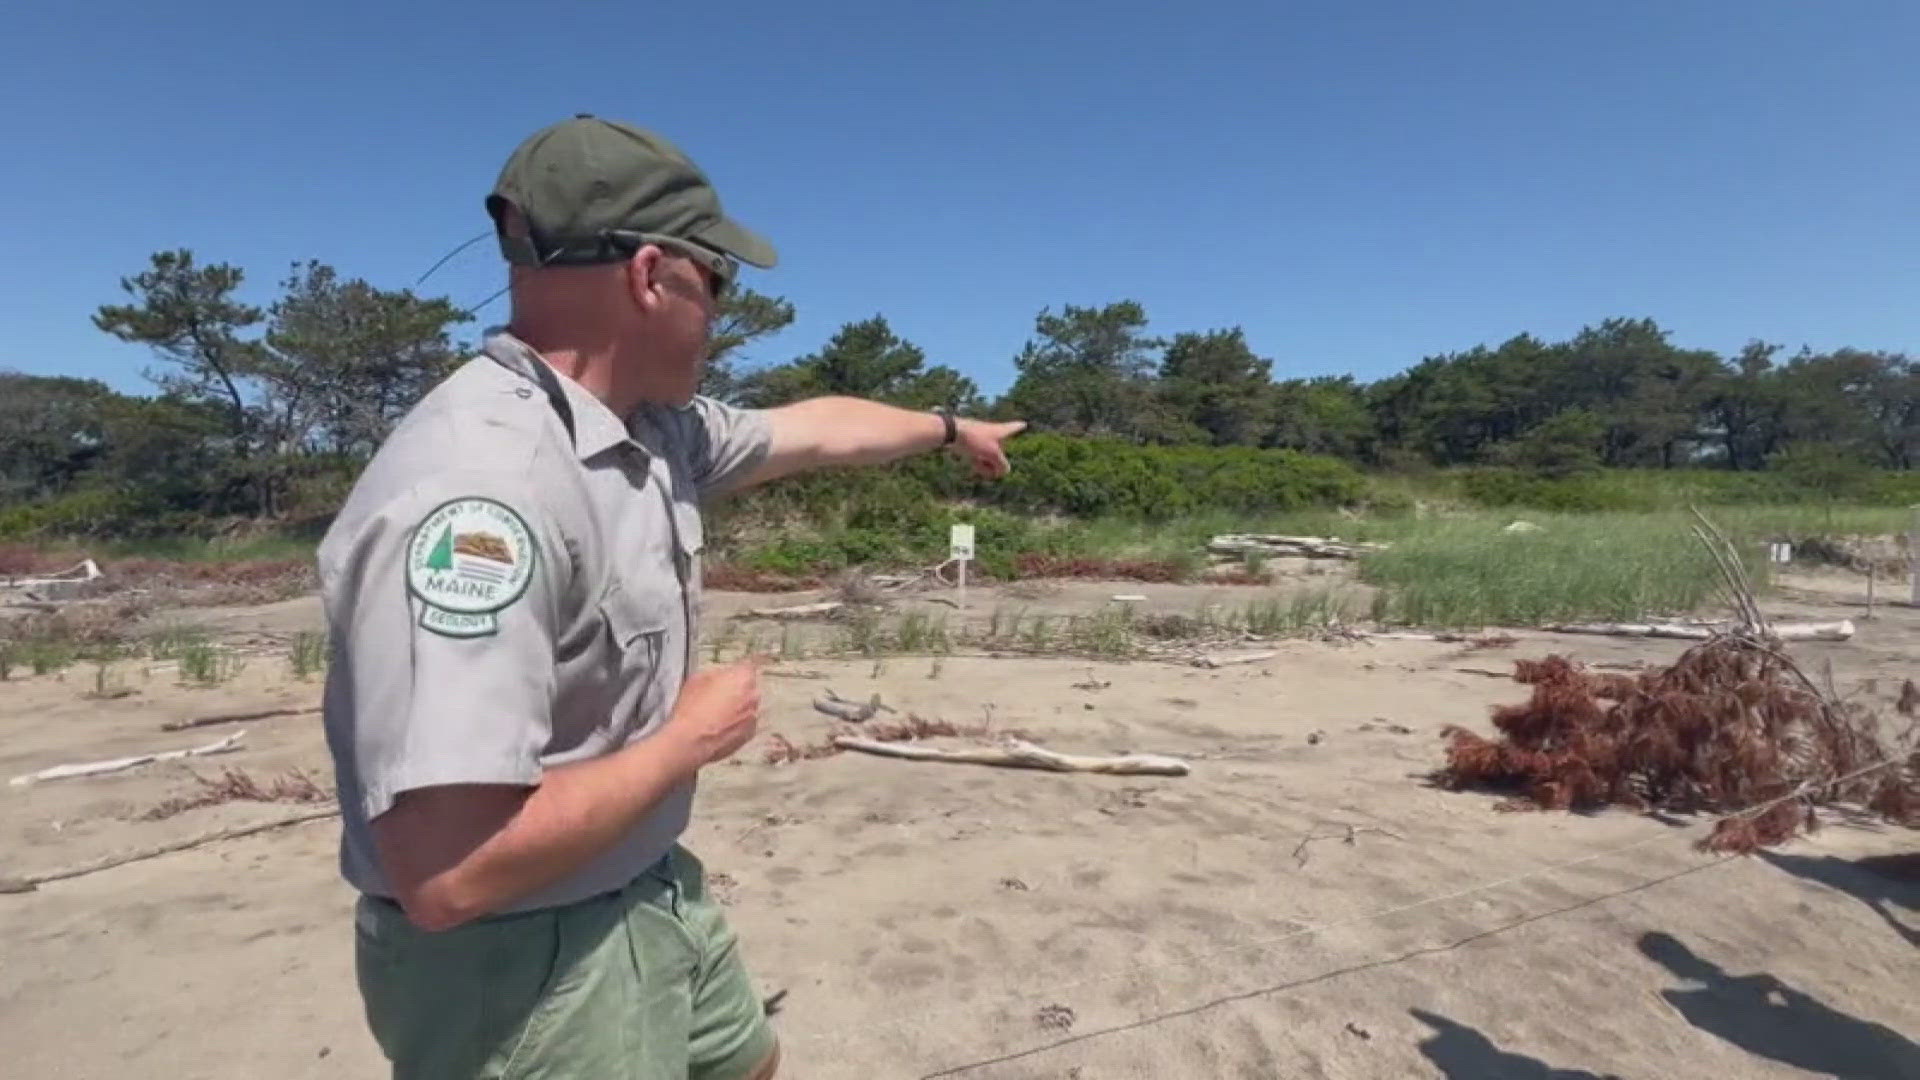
[485,114,777,271]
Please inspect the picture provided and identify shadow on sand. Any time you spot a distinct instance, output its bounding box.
[1411,1010,1624,1079]
[1756,848,1919,948]
[1637,930,1920,1080]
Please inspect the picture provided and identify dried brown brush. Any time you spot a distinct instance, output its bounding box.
[106,557,317,607]
[761,732,842,765]
[0,543,86,576]
[1437,637,1917,852]
[1,596,156,661]
[141,767,333,821]
[830,569,890,607]
[1010,554,1190,583]
[703,563,822,593]
[860,714,1035,744]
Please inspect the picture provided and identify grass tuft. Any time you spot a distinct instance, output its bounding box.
[1358,514,1760,628]
[177,642,245,686]
[288,631,328,680]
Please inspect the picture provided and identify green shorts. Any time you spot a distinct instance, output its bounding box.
[354,845,776,1080]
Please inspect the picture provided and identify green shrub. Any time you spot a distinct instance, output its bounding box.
[705,435,1369,573]
[1449,469,1642,512]
[737,535,848,576]
[1442,466,1920,513]
[0,486,205,540]
[719,434,1367,531]
[1355,479,1419,515]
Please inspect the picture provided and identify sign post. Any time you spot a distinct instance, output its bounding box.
[1910,505,1919,609]
[950,523,976,612]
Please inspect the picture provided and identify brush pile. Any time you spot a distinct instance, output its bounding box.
[1437,640,1917,850]
[1435,509,1919,852]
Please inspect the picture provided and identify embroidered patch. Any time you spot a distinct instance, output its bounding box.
[405,497,536,637]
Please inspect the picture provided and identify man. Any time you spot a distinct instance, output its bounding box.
[318,114,1025,1080]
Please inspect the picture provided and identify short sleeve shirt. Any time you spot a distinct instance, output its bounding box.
[317,330,771,913]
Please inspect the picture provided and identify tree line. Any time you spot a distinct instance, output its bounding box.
[1,248,1913,535]
[763,302,1915,479]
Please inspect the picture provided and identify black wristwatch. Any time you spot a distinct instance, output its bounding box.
[935,408,957,446]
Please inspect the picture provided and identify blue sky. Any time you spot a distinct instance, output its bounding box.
[3,1,1915,399]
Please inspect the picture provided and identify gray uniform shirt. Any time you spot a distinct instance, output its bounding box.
[317,330,770,913]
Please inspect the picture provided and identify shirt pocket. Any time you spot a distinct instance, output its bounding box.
[596,578,672,730]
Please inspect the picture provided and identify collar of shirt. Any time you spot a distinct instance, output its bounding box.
[480,329,647,465]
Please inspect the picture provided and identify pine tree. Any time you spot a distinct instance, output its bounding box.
[425,525,453,571]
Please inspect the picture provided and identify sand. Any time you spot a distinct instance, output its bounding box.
[1,572,1914,1079]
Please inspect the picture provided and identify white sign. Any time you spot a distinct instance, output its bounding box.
[1769,542,1793,565]
[950,523,976,561]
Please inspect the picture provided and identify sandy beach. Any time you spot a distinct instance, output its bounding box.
[2,573,1914,1079]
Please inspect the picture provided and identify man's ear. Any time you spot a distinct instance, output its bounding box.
[624,245,668,313]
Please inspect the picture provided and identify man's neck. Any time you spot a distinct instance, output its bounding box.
[508,323,643,417]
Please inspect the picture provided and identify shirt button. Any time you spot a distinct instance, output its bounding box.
[515,387,533,399]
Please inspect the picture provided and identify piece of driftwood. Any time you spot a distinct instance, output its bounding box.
[832,736,1190,776]
[736,601,843,620]
[1207,534,1382,560]
[159,705,320,732]
[2,558,103,601]
[1193,650,1277,669]
[8,732,245,787]
[5,805,341,893]
[813,689,894,723]
[1542,620,1855,642]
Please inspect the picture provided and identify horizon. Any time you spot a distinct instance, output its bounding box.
[5,1,1915,400]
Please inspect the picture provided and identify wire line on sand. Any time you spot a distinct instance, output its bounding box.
[802,753,1909,1058]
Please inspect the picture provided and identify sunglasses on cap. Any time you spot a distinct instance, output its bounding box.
[606,230,737,299]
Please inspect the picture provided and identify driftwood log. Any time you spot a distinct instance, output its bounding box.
[2,805,341,893]
[832,736,1190,776]
[1208,534,1382,560]
[1364,622,1852,644]
[812,690,894,723]
[1192,650,1277,669]
[0,558,103,602]
[160,705,320,732]
[1542,620,1855,642]
[736,601,843,620]
[8,732,245,787]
